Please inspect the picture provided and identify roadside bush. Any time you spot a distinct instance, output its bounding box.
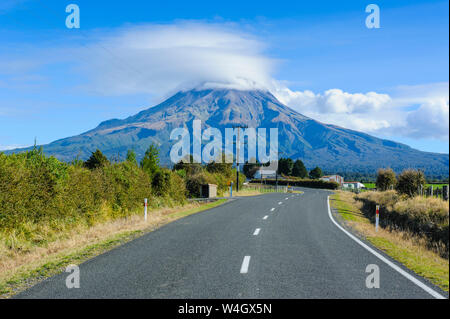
[152,169,186,204]
[185,171,216,198]
[100,161,152,215]
[0,149,68,230]
[376,168,397,191]
[356,190,449,256]
[0,147,187,249]
[152,169,172,196]
[165,171,187,204]
[173,160,202,176]
[396,169,426,197]
[205,161,233,176]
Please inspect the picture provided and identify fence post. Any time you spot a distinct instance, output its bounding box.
[144,198,148,221]
[375,205,379,232]
[443,185,449,201]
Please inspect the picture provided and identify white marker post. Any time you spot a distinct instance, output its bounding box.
[144,198,148,221]
[375,205,380,232]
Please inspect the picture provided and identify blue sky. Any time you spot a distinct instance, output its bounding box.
[0,0,448,153]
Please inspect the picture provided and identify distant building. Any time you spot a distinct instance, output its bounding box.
[343,182,365,189]
[254,168,277,179]
[320,175,344,186]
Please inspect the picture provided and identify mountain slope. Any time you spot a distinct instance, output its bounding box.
[6,89,449,176]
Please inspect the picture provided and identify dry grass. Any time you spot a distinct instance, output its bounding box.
[0,200,226,297]
[355,190,449,257]
[331,191,449,292]
[222,188,265,197]
[357,191,449,224]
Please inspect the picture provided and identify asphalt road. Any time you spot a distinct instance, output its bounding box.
[16,188,447,299]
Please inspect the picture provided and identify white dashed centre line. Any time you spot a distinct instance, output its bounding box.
[263,215,269,220]
[253,228,261,236]
[285,197,288,200]
[278,202,282,205]
[240,256,251,274]
[270,207,275,212]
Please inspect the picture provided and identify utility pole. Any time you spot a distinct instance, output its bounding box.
[275,152,284,190]
[233,124,248,192]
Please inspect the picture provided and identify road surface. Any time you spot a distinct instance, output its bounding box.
[16,188,447,299]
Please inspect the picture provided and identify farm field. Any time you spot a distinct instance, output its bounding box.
[362,183,447,190]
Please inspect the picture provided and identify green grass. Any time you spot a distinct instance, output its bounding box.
[367,236,449,292]
[426,184,447,190]
[362,183,447,190]
[330,194,368,223]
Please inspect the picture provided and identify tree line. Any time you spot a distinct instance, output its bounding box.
[243,158,324,180]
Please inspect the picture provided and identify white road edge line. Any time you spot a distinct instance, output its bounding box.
[263,215,269,220]
[270,208,275,212]
[240,256,251,274]
[326,195,446,299]
[253,228,261,236]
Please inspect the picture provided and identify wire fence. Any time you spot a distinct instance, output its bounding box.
[341,184,449,201]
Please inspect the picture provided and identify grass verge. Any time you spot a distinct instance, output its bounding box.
[330,191,449,292]
[0,198,227,298]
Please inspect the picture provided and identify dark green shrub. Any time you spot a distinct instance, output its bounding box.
[309,166,323,179]
[292,160,308,178]
[396,169,426,197]
[84,149,109,170]
[376,168,397,191]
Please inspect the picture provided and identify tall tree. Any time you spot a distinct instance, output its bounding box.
[84,149,109,170]
[126,150,138,165]
[140,144,160,178]
[292,159,308,178]
[278,157,294,176]
[309,166,323,179]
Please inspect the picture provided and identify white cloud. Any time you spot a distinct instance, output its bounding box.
[403,99,449,139]
[0,144,30,151]
[76,23,276,96]
[274,82,449,141]
[274,87,391,114]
